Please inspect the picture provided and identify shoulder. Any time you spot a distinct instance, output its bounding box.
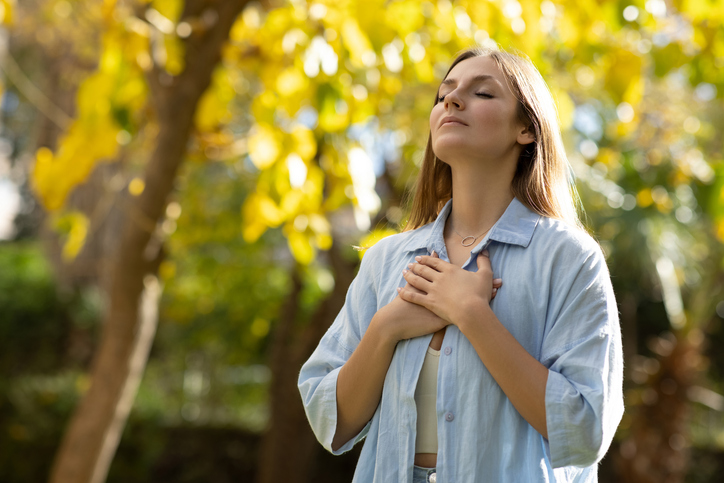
[528,216,612,289]
[532,216,604,263]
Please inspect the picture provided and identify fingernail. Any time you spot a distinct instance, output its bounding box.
[397,287,401,292]
[403,269,408,274]
[407,263,413,268]
[483,249,489,256]
[431,250,436,256]
[494,278,502,283]
[415,256,421,261]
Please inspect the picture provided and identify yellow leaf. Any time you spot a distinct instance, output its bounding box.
[276,67,308,97]
[129,177,145,196]
[196,67,235,131]
[604,50,642,104]
[242,220,267,243]
[551,88,575,131]
[385,0,424,36]
[54,211,90,261]
[288,230,314,264]
[291,124,317,162]
[152,0,183,22]
[281,189,304,216]
[245,192,284,227]
[250,318,270,337]
[32,117,120,210]
[248,124,281,169]
[0,0,14,25]
[637,188,653,208]
[163,33,185,75]
[158,260,176,280]
[341,18,374,68]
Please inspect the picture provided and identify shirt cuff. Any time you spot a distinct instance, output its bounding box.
[315,366,370,455]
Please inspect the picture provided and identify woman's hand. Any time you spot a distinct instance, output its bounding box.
[398,249,501,326]
[372,252,448,343]
[374,290,449,343]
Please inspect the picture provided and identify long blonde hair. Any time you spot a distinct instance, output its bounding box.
[403,46,583,231]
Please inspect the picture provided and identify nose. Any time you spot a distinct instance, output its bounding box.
[442,89,464,110]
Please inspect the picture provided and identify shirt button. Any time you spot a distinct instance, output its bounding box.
[445,412,454,422]
[444,346,452,356]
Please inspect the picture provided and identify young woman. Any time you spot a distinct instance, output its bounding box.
[298,46,624,483]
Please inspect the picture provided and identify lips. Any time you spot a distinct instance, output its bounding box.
[440,116,468,127]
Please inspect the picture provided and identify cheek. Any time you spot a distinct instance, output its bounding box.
[429,108,442,139]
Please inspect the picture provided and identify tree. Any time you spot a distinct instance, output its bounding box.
[29,1,254,482]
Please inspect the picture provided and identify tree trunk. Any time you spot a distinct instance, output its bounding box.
[48,2,249,482]
[257,241,358,483]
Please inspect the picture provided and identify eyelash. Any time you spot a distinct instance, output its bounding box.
[437,92,493,102]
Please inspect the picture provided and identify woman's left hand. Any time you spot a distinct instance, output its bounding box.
[399,249,498,326]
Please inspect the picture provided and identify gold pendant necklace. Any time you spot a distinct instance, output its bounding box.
[451,225,493,247]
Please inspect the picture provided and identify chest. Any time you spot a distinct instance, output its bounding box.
[443,233,474,268]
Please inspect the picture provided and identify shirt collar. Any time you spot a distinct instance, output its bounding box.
[402,197,541,254]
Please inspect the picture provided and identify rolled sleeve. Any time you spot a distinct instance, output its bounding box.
[297,245,380,454]
[541,244,624,468]
[298,359,370,454]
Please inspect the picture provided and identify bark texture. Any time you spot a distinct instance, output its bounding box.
[48,2,249,482]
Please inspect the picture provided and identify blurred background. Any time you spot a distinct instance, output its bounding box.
[1,0,723,482]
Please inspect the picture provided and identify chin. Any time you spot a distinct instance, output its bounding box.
[432,143,478,164]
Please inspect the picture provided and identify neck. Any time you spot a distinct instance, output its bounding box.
[446,158,516,237]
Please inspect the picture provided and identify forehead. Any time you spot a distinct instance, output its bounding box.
[441,56,507,90]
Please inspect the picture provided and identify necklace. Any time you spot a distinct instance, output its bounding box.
[451,223,493,247]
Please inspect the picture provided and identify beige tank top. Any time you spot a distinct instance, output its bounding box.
[414,346,440,454]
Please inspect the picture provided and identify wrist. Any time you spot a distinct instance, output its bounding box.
[370,312,401,348]
[455,296,492,334]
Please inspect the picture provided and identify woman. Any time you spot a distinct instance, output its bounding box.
[298,46,624,483]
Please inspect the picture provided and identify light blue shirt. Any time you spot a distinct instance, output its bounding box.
[298,197,624,482]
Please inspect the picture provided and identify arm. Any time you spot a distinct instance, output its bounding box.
[299,247,448,454]
[333,300,447,450]
[456,301,549,438]
[333,252,499,449]
[401,247,624,467]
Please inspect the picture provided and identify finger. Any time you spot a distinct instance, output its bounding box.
[493,278,503,289]
[491,287,498,300]
[397,283,426,295]
[398,285,428,307]
[415,255,445,272]
[403,267,433,291]
[476,250,492,271]
[432,250,440,258]
[407,262,439,283]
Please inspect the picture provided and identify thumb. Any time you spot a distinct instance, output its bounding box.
[477,249,490,270]
[432,250,439,258]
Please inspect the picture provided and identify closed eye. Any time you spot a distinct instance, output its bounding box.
[437,92,493,103]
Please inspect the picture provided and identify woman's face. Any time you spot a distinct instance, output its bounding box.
[430,55,533,166]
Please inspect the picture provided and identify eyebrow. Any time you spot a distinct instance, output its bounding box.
[440,74,501,88]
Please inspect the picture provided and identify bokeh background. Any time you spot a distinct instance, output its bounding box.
[1,0,724,482]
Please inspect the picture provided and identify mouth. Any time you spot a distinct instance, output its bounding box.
[440,116,468,127]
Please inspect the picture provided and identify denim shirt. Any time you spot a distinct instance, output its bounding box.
[298,197,624,483]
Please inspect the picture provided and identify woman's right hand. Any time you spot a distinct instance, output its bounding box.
[372,252,502,344]
[373,290,449,343]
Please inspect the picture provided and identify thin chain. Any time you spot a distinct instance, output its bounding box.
[451,222,494,247]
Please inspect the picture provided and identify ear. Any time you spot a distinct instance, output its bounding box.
[517,124,535,146]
